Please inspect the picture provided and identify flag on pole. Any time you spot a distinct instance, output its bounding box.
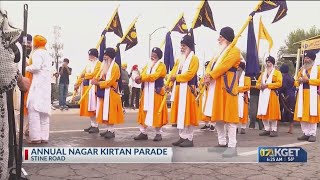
[256,0,288,23]
[245,20,260,77]
[193,0,216,31]
[164,32,175,73]
[172,15,188,34]
[257,17,273,53]
[121,24,138,51]
[272,1,288,23]
[104,10,123,38]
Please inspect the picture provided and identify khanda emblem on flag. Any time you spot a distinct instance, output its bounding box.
[121,25,138,51]
[193,0,216,31]
[172,15,188,34]
[256,0,288,23]
[107,11,123,38]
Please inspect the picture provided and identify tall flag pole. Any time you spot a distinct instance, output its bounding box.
[190,0,216,53]
[197,0,288,100]
[78,16,139,104]
[160,13,188,73]
[96,5,121,49]
[159,0,216,112]
[160,13,188,49]
[157,12,190,113]
[98,5,123,61]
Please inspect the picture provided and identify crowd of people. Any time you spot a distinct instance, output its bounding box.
[72,26,319,158]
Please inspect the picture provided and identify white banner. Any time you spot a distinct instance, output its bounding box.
[23,147,173,163]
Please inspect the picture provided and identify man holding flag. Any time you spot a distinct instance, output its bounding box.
[203,27,241,157]
[257,56,282,137]
[169,34,199,147]
[91,47,124,139]
[74,48,102,133]
[133,47,168,141]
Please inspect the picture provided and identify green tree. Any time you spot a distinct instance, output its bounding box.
[277,26,320,75]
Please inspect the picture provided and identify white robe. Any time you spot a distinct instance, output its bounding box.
[26,49,52,114]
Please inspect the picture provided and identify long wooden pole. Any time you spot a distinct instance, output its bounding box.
[294,48,301,80]
[195,0,264,100]
[78,16,139,104]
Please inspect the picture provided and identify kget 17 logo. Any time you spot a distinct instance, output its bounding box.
[258,147,307,163]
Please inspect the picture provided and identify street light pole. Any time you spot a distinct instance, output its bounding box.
[148,26,166,59]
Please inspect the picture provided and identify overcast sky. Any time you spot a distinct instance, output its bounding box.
[2,1,320,90]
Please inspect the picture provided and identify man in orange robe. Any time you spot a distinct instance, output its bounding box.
[237,61,251,134]
[91,47,124,139]
[134,47,168,141]
[169,35,199,147]
[74,48,101,133]
[199,61,216,132]
[203,27,241,157]
[294,52,320,142]
[257,56,282,137]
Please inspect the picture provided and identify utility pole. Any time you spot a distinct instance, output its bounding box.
[50,25,63,85]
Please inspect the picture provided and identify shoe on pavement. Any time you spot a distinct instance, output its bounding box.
[51,106,56,110]
[64,106,69,110]
[240,128,246,134]
[259,130,270,136]
[209,125,216,132]
[297,134,310,141]
[104,131,115,139]
[153,134,162,141]
[269,131,278,137]
[248,123,255,129]
[100,131,108,137]
[172,124,177,127]
[308,135,316,142]
[200,125,210,131]
[84,126,92,132]
[134,133,148,140]
[172,138,186,146]
[88,127,99,133]
[59,106,64,110]
[208,144,228,153]
[179,139,194,147]
[222,148,238,158]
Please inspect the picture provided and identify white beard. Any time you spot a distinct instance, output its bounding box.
[213,43,228,58]
[179,53,187,70]
[303,61,314,71]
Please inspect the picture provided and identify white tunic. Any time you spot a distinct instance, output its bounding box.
[26,49,52,114]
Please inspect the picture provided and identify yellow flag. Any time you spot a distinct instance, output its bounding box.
[258,16,273,53]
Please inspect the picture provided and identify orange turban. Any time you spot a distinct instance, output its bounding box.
[33,35,47,48]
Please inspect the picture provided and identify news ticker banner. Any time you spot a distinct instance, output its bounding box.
[258,147,307,163]
[22,147,307,163]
